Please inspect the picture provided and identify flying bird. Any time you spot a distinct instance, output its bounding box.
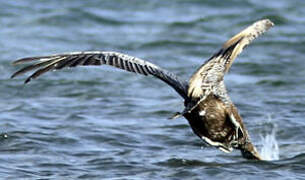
[11,19,274,160]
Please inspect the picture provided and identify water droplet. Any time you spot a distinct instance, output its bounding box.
[259,117,279,161]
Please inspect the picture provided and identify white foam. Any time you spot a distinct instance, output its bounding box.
[259,117,279,161]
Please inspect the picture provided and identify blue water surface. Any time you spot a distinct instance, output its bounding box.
[0,0,305,179]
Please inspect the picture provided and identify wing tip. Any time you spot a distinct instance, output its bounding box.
[24,77,31,84]
[12,57,36,65]
[10,70,32,84]
[223,19,274,49]
[254,19,274,33]
[259,18,274,27]
[10,73,17,79]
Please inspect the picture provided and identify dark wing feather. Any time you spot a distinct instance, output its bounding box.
[11,51,188,99]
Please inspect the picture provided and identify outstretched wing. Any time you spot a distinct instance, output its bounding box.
[188,19,274,100]
[11,51,188,99]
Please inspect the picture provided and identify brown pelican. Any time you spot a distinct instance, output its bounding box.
[11,19,274,160]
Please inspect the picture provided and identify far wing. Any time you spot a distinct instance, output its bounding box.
[11,51,188,99]
[188,19,274,100]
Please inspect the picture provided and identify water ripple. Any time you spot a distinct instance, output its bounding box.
[1,0,304,179]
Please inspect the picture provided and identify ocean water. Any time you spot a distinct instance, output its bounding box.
[1,0,305,179]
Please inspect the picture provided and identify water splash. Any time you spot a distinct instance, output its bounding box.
[259,118,280,161]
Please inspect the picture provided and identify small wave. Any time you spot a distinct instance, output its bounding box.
[140,40,210,49]
[156,158,218,167]
[257,79,290,87]
[259,117,280,161]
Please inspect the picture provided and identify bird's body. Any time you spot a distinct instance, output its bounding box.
[184,94,258,158]
[11,19,274,160]
[185,95,235,144]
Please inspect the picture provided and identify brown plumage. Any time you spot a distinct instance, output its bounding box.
[11,19,274,160]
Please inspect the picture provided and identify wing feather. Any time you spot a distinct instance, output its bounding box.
[11,51,188,99]
[188,19,274,99]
